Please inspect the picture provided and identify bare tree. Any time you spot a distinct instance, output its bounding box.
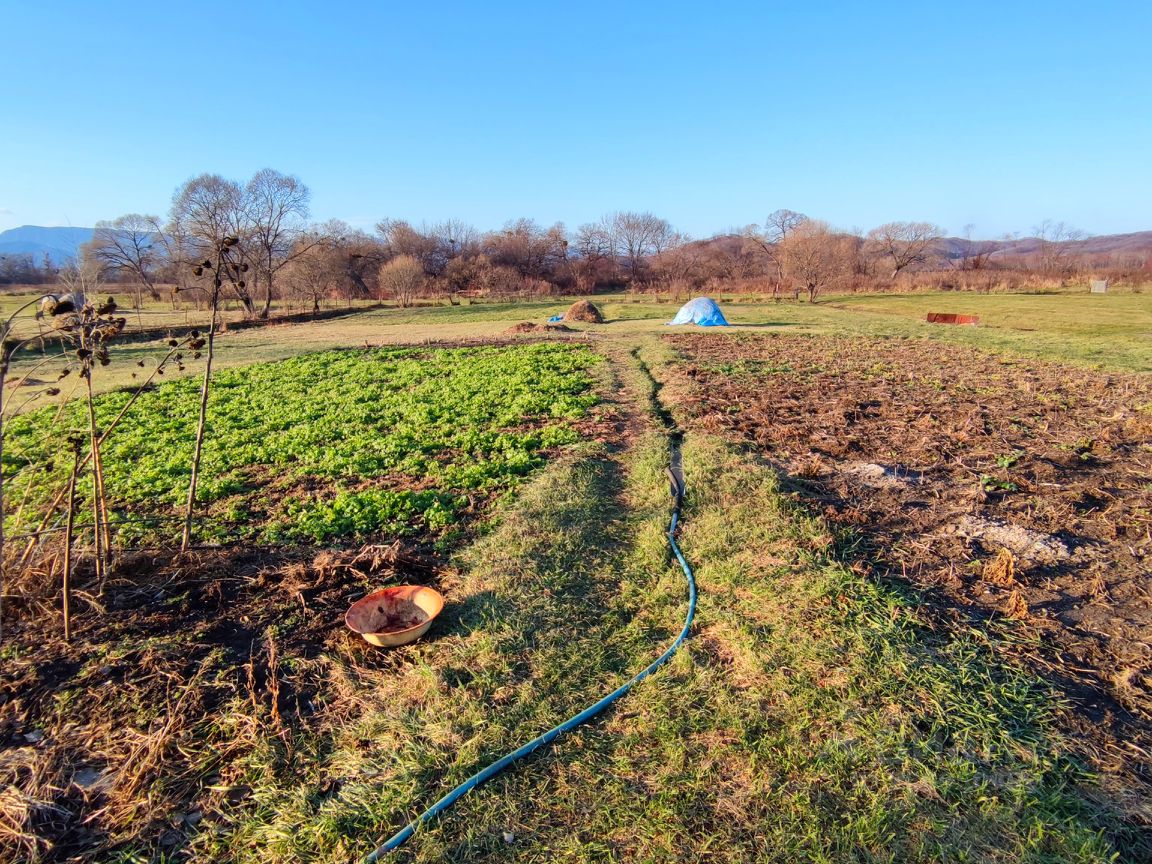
[706,234,759,285]
[778,220,853,302]
[245,169,313,318]
[957,223,997,271]
[430,219,479,271]
[376,219,441,274]
[608,211,674,284]
[377,255,425,307]
[282,238,338,313]
[865,221,945,278]
[650,233,703,299]
[743,209,808,299]
[483,219,568,281]
[169,174,256,315]
[87,214,165,312]
[57,258,104,300]
[1033,219,1088,275]
[573,222,618,291]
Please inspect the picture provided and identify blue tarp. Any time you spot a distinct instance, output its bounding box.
[667,297,730,327]
[548,314,564,323]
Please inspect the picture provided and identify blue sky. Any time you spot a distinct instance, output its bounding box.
[1,1,1149,239]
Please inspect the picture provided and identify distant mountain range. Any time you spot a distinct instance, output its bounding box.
[0,226,94,265]
[937,231,1152,259]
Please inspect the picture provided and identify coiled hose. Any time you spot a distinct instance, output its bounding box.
[364,460,696,861]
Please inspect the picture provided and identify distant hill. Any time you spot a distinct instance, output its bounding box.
[940,231,1152,260]
[0,226,94,265]
[696,228,1152,262]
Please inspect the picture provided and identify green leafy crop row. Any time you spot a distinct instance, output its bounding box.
[4,343,600,545]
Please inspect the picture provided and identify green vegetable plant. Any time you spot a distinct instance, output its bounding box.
[3,342,600,550]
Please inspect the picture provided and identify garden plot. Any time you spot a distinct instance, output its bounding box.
[0,341,611,863]
[3,342,603,551]
[665,333,1152,757]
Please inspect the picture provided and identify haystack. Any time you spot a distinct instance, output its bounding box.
[562,300,604,323]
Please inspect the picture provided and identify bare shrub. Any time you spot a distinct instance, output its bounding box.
[377,255,425,307]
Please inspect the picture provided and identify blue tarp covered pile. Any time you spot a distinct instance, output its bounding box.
[667,297,730,327]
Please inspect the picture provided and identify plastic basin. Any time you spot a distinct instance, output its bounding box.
[345,585,445,647]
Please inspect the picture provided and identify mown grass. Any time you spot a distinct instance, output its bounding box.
[823,291,1152,371]
[167,347,1142,863]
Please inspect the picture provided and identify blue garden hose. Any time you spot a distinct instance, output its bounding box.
[364,461,696,861]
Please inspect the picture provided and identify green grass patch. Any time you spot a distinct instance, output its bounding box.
[823,291,1152,371]
[3,342,601,545]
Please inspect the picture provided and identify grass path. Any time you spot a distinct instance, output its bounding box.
[190,342,1144,863]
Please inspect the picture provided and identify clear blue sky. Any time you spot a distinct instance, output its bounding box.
[1,0,1149,239]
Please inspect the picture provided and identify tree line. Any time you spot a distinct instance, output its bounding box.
[3,168,1145,310]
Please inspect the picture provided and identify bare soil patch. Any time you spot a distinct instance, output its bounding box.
[503,321,574,334]
[665,333,1152,773]
[0,543,444,862]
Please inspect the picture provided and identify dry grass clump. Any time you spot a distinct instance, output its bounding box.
[982,548,1017,586]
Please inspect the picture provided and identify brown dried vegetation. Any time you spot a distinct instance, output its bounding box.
[0,543,444,862]
[666,332,1152,767]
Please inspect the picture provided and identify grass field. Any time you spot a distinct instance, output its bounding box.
[2,291,1150,862]
[7,289,1150,416]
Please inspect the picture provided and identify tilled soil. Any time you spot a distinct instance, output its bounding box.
[666,332,1152,768]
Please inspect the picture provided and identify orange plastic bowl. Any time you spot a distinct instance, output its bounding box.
[345,585,445,647]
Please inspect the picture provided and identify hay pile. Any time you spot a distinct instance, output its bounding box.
[562,300,604,323]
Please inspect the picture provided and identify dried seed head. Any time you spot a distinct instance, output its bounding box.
[168,339,179,347]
